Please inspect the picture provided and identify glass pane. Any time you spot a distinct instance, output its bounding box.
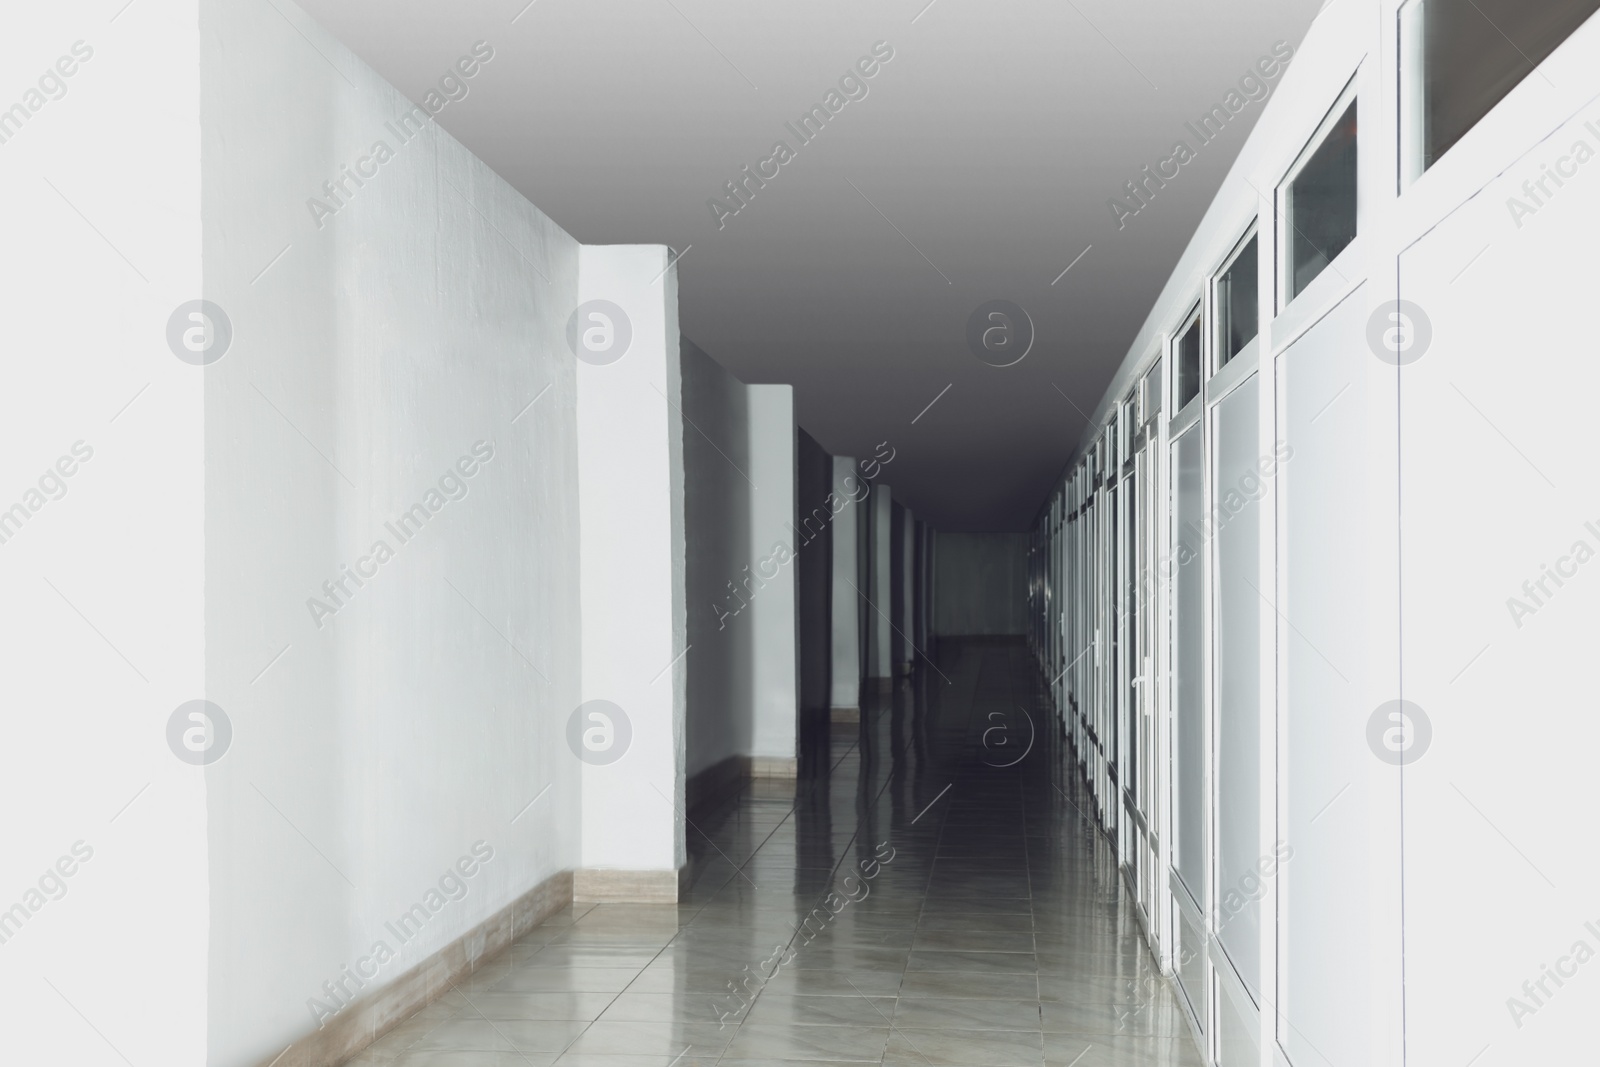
[1176,316,1201,410]
[1108,484,1119,796]
[1288,100,1358,299]
[1214,374,1262,997]
[1178,908,1209,1029]
[1173,426,1206,904]
[1414,0,1600,173]
[1143,361,1162,420]
[1218,234,1259,365]
[1124,465,1138,804]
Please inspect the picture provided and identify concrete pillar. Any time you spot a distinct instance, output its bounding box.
[746,385,797,770]
[6,8,209,1063]
[921,518,934,659]
[829,456,862,715]
[868,484,893,680]
[899,507,916,674]
[577,244,686,901]
[923,522,936,658]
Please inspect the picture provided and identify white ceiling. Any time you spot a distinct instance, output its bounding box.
[299,0,1323,529]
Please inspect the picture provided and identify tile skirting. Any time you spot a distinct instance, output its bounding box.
[573,867,680,903]
[749,756,798,779]
[254,869,573,1067]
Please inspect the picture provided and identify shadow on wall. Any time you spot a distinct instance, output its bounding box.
[933,531,1028,637]
[796,430,834,733]
[680,339,756,781]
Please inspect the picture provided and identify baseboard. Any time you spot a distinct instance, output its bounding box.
[829,706,860,724]
[749,756,798,779]
[255,869,573,1067]
[573,867,680,903]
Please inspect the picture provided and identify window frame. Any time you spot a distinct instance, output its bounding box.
[1275,75,1361,312]
[1398,0,1600,188]
[1212,223,1261,374]
[1142,358,1164,428]
[1170,302,1205,421]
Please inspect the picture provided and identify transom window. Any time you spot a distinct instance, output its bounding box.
[1174,308,1202,411]
[1402,0,1600,183]
[1215,230,1259,367]
[1282,94,1358,302]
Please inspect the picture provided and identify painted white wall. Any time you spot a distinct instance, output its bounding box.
[829,456,862,709]
[577,244,685,873]
[194,2,586,1062]
[868,485,893,679]
[933,532,1029,636]
[746,386,798,762]
[0,5,209,1065]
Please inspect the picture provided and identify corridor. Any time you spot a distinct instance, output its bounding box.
[14,1,1600,1063]
[354,640,1198,1067]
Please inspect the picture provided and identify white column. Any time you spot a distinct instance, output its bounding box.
[577,244,686,898]
[868,484,893,679]
[746,385,797,768]
[829,456,862,711]
[918,519,933,657]
[926,523,936,648]
[4,5,207,1065]
[899,507,916,674]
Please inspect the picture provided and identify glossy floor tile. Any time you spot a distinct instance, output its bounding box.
[356,639,1204,1066]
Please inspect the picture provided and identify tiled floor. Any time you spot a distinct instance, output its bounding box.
[353,638,1204,1066]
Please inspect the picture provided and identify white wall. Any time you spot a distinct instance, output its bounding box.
[933,532,1029,636]
[0,5,209,1065]
[829,456,862,709]
[577,244,685,874]
[196,1,588,1062]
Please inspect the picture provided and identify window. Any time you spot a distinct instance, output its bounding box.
[1403,0,1600,183]
[1143,361,1162,423]
[1284,97,1358,301]
[1175,311,1202,410]
[1216,232,1258,367]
